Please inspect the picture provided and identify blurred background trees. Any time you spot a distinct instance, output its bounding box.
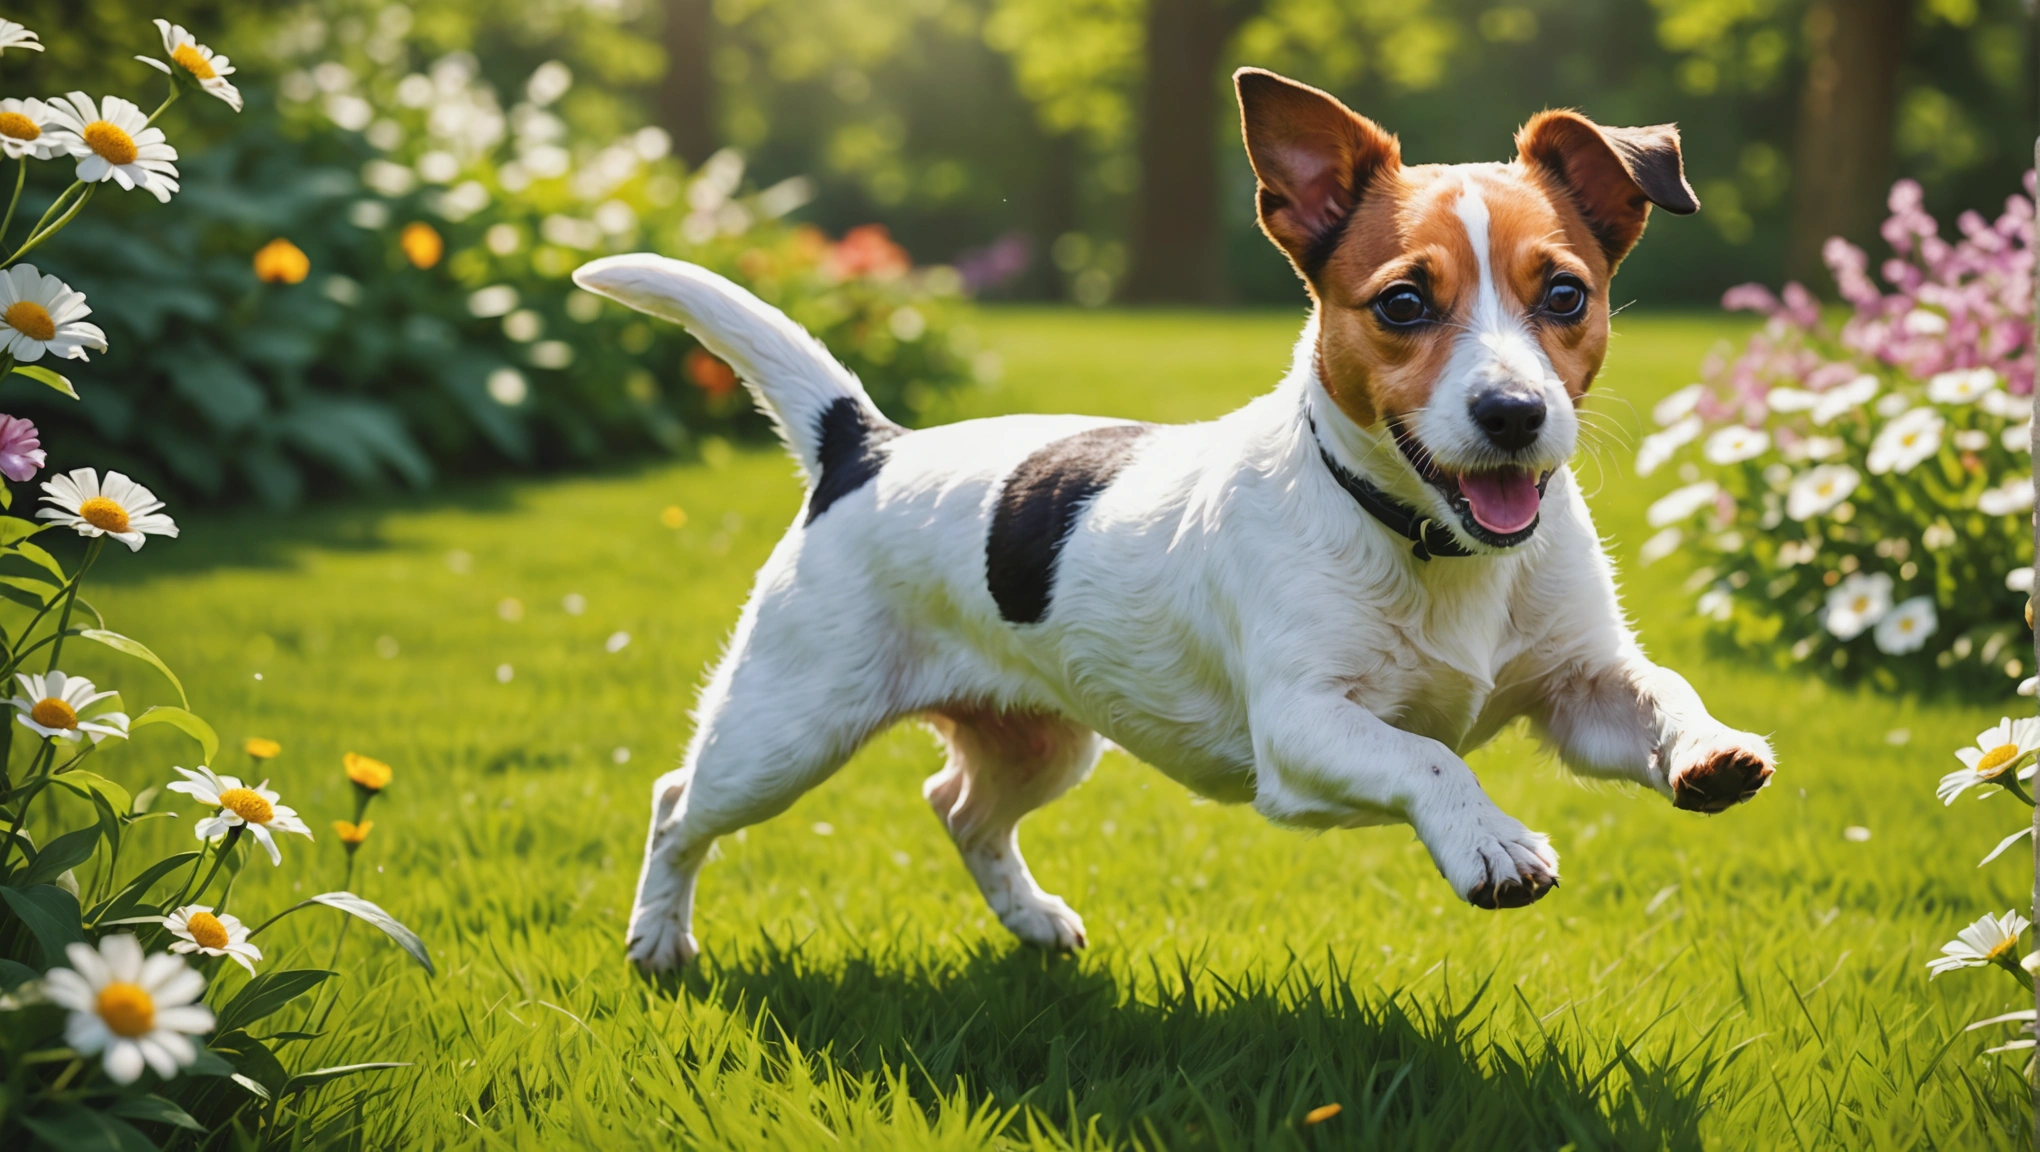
[0,0,2030,504]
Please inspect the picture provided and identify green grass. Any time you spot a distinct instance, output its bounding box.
[60,308,2035,1148]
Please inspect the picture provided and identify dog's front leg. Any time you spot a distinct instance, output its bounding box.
[1251,689,1559,908]
[1538,639,1775,813]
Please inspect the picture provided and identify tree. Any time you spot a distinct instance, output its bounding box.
[1785,0,1910,284]
[1119,0,1257,304]
[661,0,718,166]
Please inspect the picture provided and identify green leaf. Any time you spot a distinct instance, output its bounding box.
[308,892,435,975]
[0,957,36,987]
[0,574,56,604]
[129,706,216,764]
[284,1062,411,1095]
[16,825,100,888]
[10,539,66,581]
[207,1028,290,1096]
[0,581,49,611]
[108,1095,203,1131]
[88,851,198,926]
[19,1105,156,1151]
[0,515,48,545]
[79,630,188,709]
[49,770,132,816]
[214,969,332,1035]
[9,364,78,400]
[185,1046,237,1079]
[0,883,83,967]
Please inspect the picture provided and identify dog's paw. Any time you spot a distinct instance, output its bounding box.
[999,894,1088,951]
[626,908,698,973]
[1431,814,1560,911]
[1669,730,1774,814]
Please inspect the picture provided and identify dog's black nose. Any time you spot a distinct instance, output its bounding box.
[1471,389,1546,452]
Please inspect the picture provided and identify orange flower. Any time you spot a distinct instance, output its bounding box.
[243,737,281,760]
[332,819,373,846]
[824,224,910,281]
[685,348,738,399]
[343,752,392,793]
[400,222,443,269]
[253,238,309,284]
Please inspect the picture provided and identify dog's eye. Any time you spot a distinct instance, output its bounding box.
[1544,274,1588,320]
[1374,286,1429,329]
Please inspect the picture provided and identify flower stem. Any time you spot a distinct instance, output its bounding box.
[7,183,95,268]
[185,826,241,906]
[145,86,181,129]
[44,537,102,673]
[6,179,82,264]
[0,740,55,872]
[0,159,25,251]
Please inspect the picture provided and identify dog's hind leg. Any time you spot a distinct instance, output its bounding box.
[626,594,900,973]
[923,707,1102,950]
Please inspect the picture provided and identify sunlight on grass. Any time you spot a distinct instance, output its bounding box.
[65,309,2032,1148]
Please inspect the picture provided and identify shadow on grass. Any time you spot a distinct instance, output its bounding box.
[665,939,1717,1151]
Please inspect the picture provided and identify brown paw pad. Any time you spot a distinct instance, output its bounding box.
[1468,873,1557,910]
[1672,749,1773,813]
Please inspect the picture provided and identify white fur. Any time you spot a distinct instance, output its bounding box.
[577,254,1774,972]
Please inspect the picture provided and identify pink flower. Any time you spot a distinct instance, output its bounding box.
[0,415,43,482]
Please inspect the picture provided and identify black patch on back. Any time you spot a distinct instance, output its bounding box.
[986,423,1151,624]
[807,397,903,525]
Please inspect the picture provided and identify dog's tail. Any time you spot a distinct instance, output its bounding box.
[572,254,892,480]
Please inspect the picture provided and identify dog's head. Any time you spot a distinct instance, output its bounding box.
[1237,68,1696,550]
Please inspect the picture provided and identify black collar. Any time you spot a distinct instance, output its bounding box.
[1309,419,1473,561]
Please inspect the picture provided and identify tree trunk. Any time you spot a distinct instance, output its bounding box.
[1121,0,1251,304]
[660,0,718,167]
[1785,0,1911,286]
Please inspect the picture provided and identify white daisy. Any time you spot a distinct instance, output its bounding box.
[1939,717,2040,805]
[136,21,241,113]
[1635,415,1701,476]
[38,468,178,551]
[0,264,106,362]
[43,935,213,1084]
[1978,476,2034,517]
[1871,595,1936,654]
[1645,480,1719,528]
[1811,374,1880,426]
[1823,571,1892,641]
[1928,911,2030,978]
[0,97,66,160]
[166,765,313,865]
[1703,425,1770,465]
[1653,384,1704,426]
[164,905,261,975]
[0,20,41,55]
[45,93,179,203]
[1764,387,1819,413]
[10,670,128,743]
[1926,367,1999,406]
[1866,408,1944,475]
[1785,464,1859,521]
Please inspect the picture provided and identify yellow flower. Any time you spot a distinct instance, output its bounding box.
[253,238,309,285]
[661,505,687,529]
[344,752,391,792]
[400,222,443,269]
[332,819,373,846]
[243,737,280,760]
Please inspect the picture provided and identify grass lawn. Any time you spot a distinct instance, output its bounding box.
[62,307,2033,1148]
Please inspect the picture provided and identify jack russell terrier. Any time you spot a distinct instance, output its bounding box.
[576,68,1776,973]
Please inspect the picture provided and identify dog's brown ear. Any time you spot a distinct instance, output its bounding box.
[1515,111,1697,269]
[1235,68,1400,280]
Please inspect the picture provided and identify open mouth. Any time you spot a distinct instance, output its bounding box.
[1389,421,1551,547]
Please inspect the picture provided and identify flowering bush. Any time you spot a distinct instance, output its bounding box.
[0,21,428,1149]
[19,40,983,505]
[1635,174,2035,692]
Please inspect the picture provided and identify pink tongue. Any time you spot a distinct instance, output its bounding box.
[1457,469,1540,534]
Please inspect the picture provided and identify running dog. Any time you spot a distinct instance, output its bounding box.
[576,67,1775,972]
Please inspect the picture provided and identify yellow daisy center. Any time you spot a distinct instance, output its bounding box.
[3,300,54,342]
[1989,934,2021,962]
[216,786,274,825]
[1975,742,2022,780]
[82,120,138,166]
[29,697,75,729]
[0,111,38,141]
[77,496,130,534]
[171,43,216,81]
[186,910,230,950]
[95,982,155,1038]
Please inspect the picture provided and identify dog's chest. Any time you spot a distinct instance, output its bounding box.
[1343,590,1521,750]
